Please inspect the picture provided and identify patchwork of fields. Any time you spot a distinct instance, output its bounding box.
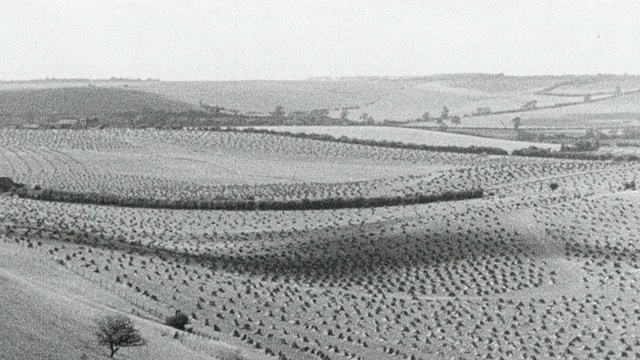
[3,75,640,359]
[0,129,622,205]
[111,76,578,121]
[2,127,640,359]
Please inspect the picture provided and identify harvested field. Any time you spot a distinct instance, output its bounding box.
[244,126,560,152]
[2,129,624,208]
[3,169,640,359]
[439,91,640,129]
[3,128,640,359]
[102,75,578,121]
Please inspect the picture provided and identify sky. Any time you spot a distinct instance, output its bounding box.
[1,0,640,81]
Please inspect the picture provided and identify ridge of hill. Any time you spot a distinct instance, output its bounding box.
[0,86,196,118]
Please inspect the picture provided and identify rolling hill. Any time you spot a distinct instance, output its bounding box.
[0,241,269,360]
[2,74,639,131]
[447,90,640,129]
[114,74,573,122]
[0,86,196,119]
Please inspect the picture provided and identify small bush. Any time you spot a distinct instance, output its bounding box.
[165,312,190,330]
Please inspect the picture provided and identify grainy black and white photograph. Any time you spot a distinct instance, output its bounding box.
[2,1,640,359]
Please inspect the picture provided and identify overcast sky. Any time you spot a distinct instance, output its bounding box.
[1,0,639,80]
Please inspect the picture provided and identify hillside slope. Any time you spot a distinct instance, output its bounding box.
[0,241,269,360]
[108,75,573,121]
[459,90,640,128]
[0,87,196,117]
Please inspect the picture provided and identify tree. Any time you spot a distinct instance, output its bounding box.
[450,115,461,126]
[440,106,449,120]
[419,112,430,122]
[270,105,285,118]
[95,314,146,358]
[340,108,349,121]
[366,115,375,125]
[512,117,522,130]
[549,182,559,192]
[359,113,375,124]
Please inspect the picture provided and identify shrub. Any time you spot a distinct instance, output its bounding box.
[165,311,190,330]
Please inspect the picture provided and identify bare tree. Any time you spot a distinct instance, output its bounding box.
[95,314,147,358]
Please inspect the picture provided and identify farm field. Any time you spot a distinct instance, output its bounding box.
[406,90,640,130]
[3,167,640,359]
[0,128,484,203]
[244,125,561,152]
[0,241,264,360]
[106,75,578,122]
[91,74,640,126]
[2,128,628,207]
[546,75,640,95]
[2,75,639,134]
[2,128,640,359]
[0,86,195,119]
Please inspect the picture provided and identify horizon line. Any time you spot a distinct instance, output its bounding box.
[2,72,640,83]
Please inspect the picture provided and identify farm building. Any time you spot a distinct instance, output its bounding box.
[473,107,492,116]
[52,118,81,128]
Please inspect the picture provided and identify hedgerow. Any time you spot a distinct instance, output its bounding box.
[512,147,640,161]
[13,187,484,211]
[216,127,509,155]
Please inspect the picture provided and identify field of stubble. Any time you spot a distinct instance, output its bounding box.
[2,129,640,359]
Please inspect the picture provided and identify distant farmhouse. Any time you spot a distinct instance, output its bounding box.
[472,107,492,116]
[520,100,538,111]
[24,116,101,129]
[52,118,82,128]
